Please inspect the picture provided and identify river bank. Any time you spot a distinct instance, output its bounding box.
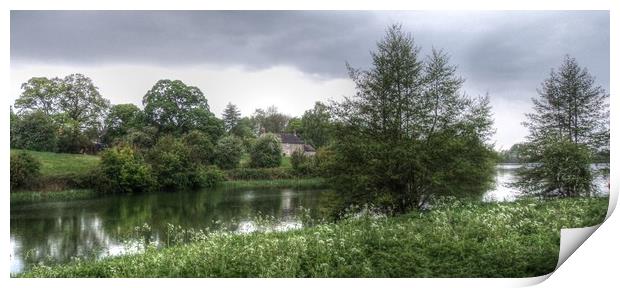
[10,178,329,204]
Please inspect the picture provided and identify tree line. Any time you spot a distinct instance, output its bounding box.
[10,24,610,214]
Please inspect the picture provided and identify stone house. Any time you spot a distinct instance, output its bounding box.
[278,133,316,156]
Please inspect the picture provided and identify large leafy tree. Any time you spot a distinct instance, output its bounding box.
[58,74,110,131]
[14,77,63,116]
[103,103,145,145]
[328,24,496,213]
[516,56,609,197]
[13,74,110,153]
[301,101,332,148]
[10,110,59,152]
[142,79,223,137]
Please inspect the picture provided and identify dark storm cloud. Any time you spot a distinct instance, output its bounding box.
[10,11,384,76]
[11,10,609,93]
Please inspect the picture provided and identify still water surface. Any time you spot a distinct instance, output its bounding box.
[10,164,609,274]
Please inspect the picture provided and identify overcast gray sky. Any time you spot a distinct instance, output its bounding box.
[10,10,609,149]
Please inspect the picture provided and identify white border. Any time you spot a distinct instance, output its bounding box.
[2,1,617,288]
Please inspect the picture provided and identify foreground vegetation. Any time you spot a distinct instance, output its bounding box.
[20,197,607,277]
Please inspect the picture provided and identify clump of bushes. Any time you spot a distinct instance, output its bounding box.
[214,135,244,170]
[146,135,226,191]
[182,130,215,166]
[97,145,156,194]
[249,133,282,168]
[291,149,314,176]
[147,136,198,191]
[97,135,227,194]
[290,147,334,177]
[10,151,41,189]
[516,139,594,197]
[10,110,58,152]
[197,165,227,188]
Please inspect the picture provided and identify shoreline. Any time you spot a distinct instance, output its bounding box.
[10,178,329,204]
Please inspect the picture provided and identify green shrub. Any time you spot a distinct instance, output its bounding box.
[97,146,156,194]
[123,126,158,150]
[516,139,594,197]
[196,165,226,188]
[214,136,244,169]
[249,133,282,168]
[10,111,59,152]
[147,136,197,191]
[10,151,41,190]
[290,149,315,176]
[182,130,215,166]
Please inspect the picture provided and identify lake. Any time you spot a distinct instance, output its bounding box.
[10,164,610,274]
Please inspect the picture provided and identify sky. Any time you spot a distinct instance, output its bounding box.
[10,11,610,149]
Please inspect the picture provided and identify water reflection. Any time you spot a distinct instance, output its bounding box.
[483,163,610,202]
[11,165,610,274]
[10,188,328,274]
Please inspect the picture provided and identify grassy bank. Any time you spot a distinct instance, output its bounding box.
[11,149,99,177]
[220,178,327,190]
[20,197,608,278]
[10,189,97,204]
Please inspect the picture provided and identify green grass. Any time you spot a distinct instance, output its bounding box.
[19,197,608,278]
[280,156,292,168]
[220,178,327,190]
[11,149,100,177]
[10,189,96,204]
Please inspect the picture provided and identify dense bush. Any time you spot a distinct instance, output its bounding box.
[213,136,244,169]
[10,111,59,152]
[196,165,226,188]
[147,136,198,191]
[182,130,215,166]
[10,151,41,190]
[225,167,295,180]
[290,149,316,176]
[97,146,156,194]
[249,133,282,168]
[56,121,93,154]
[122,126,158,150]
[515,139,593,197]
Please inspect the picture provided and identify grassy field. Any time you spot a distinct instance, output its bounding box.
[11,149,100,177]
[19,197,608,278]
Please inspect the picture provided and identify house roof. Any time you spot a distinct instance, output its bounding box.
[279,133,305,144]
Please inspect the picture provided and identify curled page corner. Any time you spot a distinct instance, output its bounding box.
[550,182,616,277]
[555,224,601,270]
